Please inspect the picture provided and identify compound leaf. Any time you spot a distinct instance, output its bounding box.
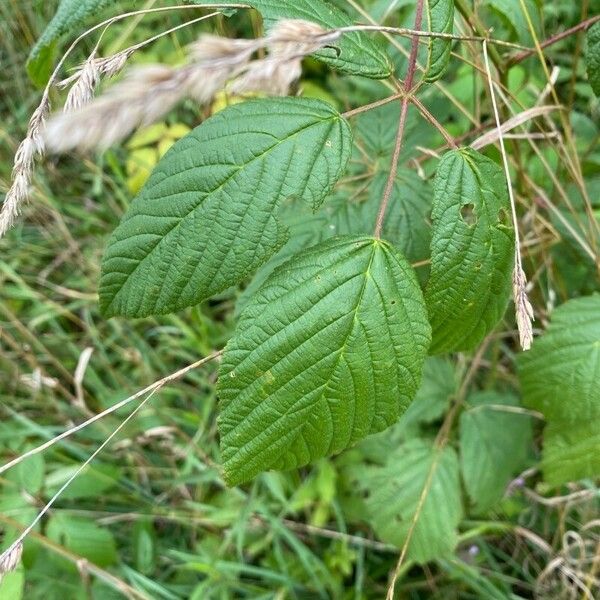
[100,97,352,317]
[587,21,600,97]
[214,0,392,78]
[424,0,454,83]
[218,236,431,485]
[518,295,600,486]
[460,391,531,513]
[425,148,514,354]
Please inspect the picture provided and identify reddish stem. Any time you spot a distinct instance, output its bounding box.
[374,0,425,238]
[508,14,600,65]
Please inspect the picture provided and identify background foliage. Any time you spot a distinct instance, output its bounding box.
[1,0,599,598]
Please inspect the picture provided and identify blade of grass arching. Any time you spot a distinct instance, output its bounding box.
[268,515,337,594]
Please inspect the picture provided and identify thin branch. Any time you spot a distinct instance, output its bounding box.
[336,24,530,51]
[386,338,491,599]
[508,14,600,65]
[0,386,160,581]
[411,96,458,148]
[342,92,403,118]
[374,1,424,239]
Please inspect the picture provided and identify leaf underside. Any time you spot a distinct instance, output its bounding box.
[217,236,431,486]
[100,97,352,317]
[518,294,600,486]
[425,148,515,354]
[212,0,392,78]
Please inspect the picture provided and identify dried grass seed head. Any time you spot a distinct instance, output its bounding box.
[513,264,535,351]
[0,542,23,581]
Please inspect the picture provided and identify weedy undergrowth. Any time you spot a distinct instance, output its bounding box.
[1,1,599,598]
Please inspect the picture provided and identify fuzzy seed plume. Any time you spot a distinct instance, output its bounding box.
[64,57,99,112]
[267,19,339,55]
[232,19,335,95]
[0,542,23,582]
[513,264,534,351]
[0,101,48,238]
[44,35,256,153]
[43,19,336,153]
[46,65,185,152]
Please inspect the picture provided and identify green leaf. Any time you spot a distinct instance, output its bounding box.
[355,101,433,162]
[401,357,456,427]
[586,21,600,97]
[518,295,600,486]
[0,566,24,600]
[100,97,352,317]
[425,148,514,354]
[5,449,45,494]
[460,391,531,513]
[46,514,118,568]
[27,0,120,86]
[341,439,462,562]
[237,169,432,313]
[218,236,431,485]
[212,0,392,78]
[368,170,432,266]
[483,0,541,45]
[424,0,454,83]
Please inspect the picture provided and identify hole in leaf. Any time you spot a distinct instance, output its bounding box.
[497,207,508,225]
[390,300,396,305]
[460,203,477,226]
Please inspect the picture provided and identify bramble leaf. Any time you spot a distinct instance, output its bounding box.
[100,98,352,317]
[218,236,431,485]
[586,21,600,97]
[460,391,531,513]
[214,0,392,78]
[425,148,514,354]
[518,295,600,486]
[340,439,462,562]
[424,0,455,83]
[27,0,119,86]
[401,357,456,427]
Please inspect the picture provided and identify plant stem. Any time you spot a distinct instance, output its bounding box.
[508,13,600,65]
[411,96,458,147]
[454,0,504,71]
[374,0,424,239]
[342,92,403,119]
